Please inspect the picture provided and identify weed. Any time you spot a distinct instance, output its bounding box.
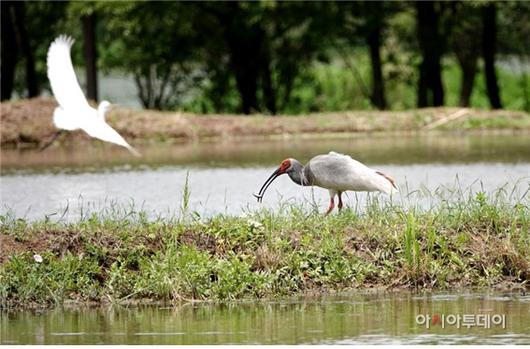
[0,190,529,308]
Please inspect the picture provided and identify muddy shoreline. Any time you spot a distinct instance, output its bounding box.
[2,98,529,149]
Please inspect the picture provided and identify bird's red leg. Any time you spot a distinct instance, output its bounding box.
[325,197,335,215]
[338,192,343,212]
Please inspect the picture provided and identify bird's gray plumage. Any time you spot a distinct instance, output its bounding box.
[256,151,397,214]
[286,159,312,186]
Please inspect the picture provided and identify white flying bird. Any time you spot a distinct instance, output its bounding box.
[45,35,139,156]
[254,151,398,215]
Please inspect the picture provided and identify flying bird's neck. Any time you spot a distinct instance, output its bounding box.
[97,104,108,121]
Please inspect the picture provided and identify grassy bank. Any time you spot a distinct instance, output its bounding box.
[1,97,529,148]
[1,192,528,308]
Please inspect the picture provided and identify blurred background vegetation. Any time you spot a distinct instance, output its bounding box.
[1,1,529,114]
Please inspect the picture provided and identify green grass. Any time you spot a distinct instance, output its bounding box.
[1,189,528,308]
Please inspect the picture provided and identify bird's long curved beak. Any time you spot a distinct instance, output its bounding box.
[253,168,282,203]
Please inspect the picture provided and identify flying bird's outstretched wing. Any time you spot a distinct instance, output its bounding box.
[47,35,90,111]
[85,122,140,157]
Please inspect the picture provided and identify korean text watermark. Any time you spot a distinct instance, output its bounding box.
[416,313,506,329]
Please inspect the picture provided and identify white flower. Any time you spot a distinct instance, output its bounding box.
[248,219,264,230]
[33,254,43,263]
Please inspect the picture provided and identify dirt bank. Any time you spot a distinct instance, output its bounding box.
[1,97,529,148]
[1,195,529,308]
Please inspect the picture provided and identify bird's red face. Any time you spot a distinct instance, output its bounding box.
[278,159,291,174]
[253,159,291,202]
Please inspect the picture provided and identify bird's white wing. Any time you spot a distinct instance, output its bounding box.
[309,152,395,193]
[85,121,140,156]
[47,35,90,111]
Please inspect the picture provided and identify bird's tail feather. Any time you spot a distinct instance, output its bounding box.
[376,171,398,194]
[127,145,141,157]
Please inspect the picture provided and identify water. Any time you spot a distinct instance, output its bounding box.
[1,134,529,220]
[1,162,529,221]
[1,134,530,344]
[3,133,530,172]
[2,292,529,344]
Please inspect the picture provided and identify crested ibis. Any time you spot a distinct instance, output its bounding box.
[254,151,397,214]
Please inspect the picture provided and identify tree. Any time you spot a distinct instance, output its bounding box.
[5,1,529,113]
[13,2,39,97]
[197,2,337,115]
[365,3,387,110]
[82,12,98,102]
[1,2,18,101]
[1,1,40,100]
[1,2,68,100]
[66,2,102,103]
[213,2,264,114]
[481,3,502,109]
[355,2,392,110]
[451,3,481,107]
[415,1,445,107]
[497,2,530,112]
[103,2,203,110]
[262,2,335,113]
[198,2,279,114]
[262,2,338,114]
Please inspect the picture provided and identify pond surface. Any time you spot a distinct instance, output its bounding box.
[2,291,529,344]
[3,133,530,172]
[1,135,530,344]
[1,134,529,221]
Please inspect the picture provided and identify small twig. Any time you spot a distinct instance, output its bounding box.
[334,44,372,102]
[423,108,470,130]
[118,290,142,303]
[39,130,64,151]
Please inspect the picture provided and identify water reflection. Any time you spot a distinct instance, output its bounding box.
[2,292,529,344]
[2,133,530,174]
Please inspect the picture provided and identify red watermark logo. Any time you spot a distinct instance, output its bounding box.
[416,314,506,329]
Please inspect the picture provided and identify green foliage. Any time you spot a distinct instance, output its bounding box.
[100,2,203,109]
[137,245,214,300]
[9,1,530,113]
[0,252,101,306]
[10,2,69,97]
[179,171,192,220]
[183,52,525,114]
[1,184,529,308]
[403,212,420,274]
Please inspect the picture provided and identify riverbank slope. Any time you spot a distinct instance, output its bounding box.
[2,98,529,148]
[1,193,528,308]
